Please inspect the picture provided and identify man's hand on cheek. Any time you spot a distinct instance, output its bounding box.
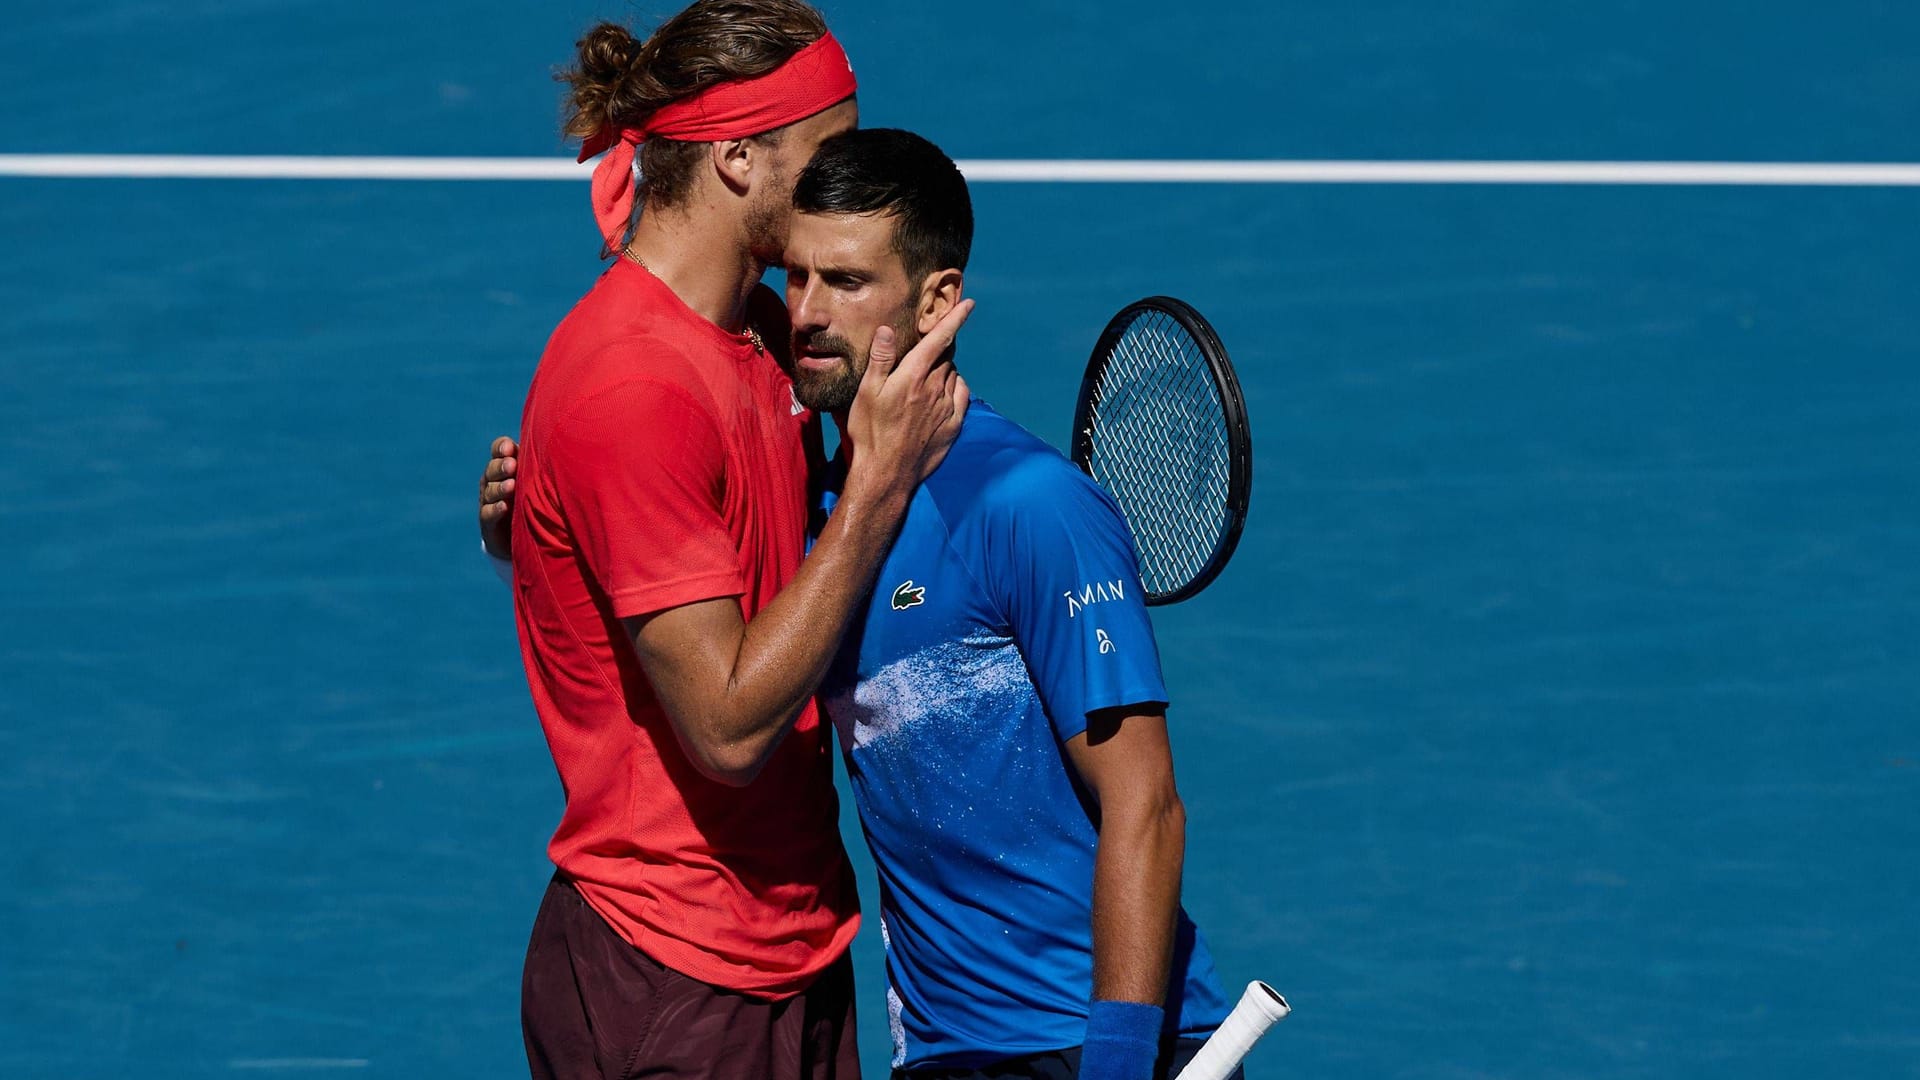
[842,298,974,495]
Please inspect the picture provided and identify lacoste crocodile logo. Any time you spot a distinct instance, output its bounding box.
[890,580,926,611]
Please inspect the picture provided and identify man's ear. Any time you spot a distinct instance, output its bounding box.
[711,138,757,196]
[915,269,965,334]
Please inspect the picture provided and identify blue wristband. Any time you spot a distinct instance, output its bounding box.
[1078,1000,1163,1080]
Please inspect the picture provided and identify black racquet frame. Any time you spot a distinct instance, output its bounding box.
[1070,296,1254,606]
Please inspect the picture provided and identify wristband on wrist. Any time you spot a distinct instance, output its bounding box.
[1078,999,1163,1080]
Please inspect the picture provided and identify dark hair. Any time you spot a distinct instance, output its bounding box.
[791,128,973,283]
[558,0,829,208]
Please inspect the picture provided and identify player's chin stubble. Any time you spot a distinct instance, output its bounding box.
[791,332,861,413]
[792,319,923,413]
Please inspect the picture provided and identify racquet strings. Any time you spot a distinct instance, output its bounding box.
[1081,309,1233,598]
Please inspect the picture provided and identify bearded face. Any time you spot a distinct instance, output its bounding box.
[783,209,923,414]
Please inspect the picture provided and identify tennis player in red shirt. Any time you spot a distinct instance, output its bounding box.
[496,3,971,1077]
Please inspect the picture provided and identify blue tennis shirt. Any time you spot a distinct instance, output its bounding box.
[818,402,1231,1069]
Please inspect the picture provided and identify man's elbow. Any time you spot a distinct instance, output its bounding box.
[1155,788,1187,838]
[651,696,777,787]
[1105,781,1186,840]
[686,737,773,788]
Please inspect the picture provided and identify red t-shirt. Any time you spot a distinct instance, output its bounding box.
[511,259,857,998]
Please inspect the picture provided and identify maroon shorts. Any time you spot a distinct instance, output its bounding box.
[521,874,861,1080]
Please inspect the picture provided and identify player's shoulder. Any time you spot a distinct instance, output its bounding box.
[526,330,719,448]
[545,266,724,382]
[926,402,1118,531]
[545,338,712,410]
[538,283,716,399]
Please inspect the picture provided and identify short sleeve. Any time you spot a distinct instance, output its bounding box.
[985,464,1169,742]
[546,373,744,620]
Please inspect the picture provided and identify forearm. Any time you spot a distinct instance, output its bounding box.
[1091,792,1187,1005]
[633,474,913,784]
[705,483,909,753]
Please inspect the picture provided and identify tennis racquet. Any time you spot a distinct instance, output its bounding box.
[1070,296,1253,605]
[1072,303,1280,1074]
[1174,981,1292,1080]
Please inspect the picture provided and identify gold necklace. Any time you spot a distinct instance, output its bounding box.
[624,245,765,355]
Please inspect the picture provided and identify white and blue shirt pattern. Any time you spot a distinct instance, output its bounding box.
[817,402,1230,1070]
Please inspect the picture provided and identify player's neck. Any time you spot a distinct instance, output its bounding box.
[625,204,766,334]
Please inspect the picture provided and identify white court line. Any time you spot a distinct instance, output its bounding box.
[228,1060,369,1070]
[2,154,1920,186]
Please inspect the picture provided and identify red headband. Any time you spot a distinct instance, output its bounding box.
[580,32,858,250]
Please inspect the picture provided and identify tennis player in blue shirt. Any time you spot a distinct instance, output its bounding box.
[479,128,1239,1080]
[782,129,1234,1080]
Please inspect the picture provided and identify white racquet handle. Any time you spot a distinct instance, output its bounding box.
[1173,981,1290,1080]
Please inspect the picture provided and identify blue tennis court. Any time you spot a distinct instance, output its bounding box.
[4,2,1917,1077]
